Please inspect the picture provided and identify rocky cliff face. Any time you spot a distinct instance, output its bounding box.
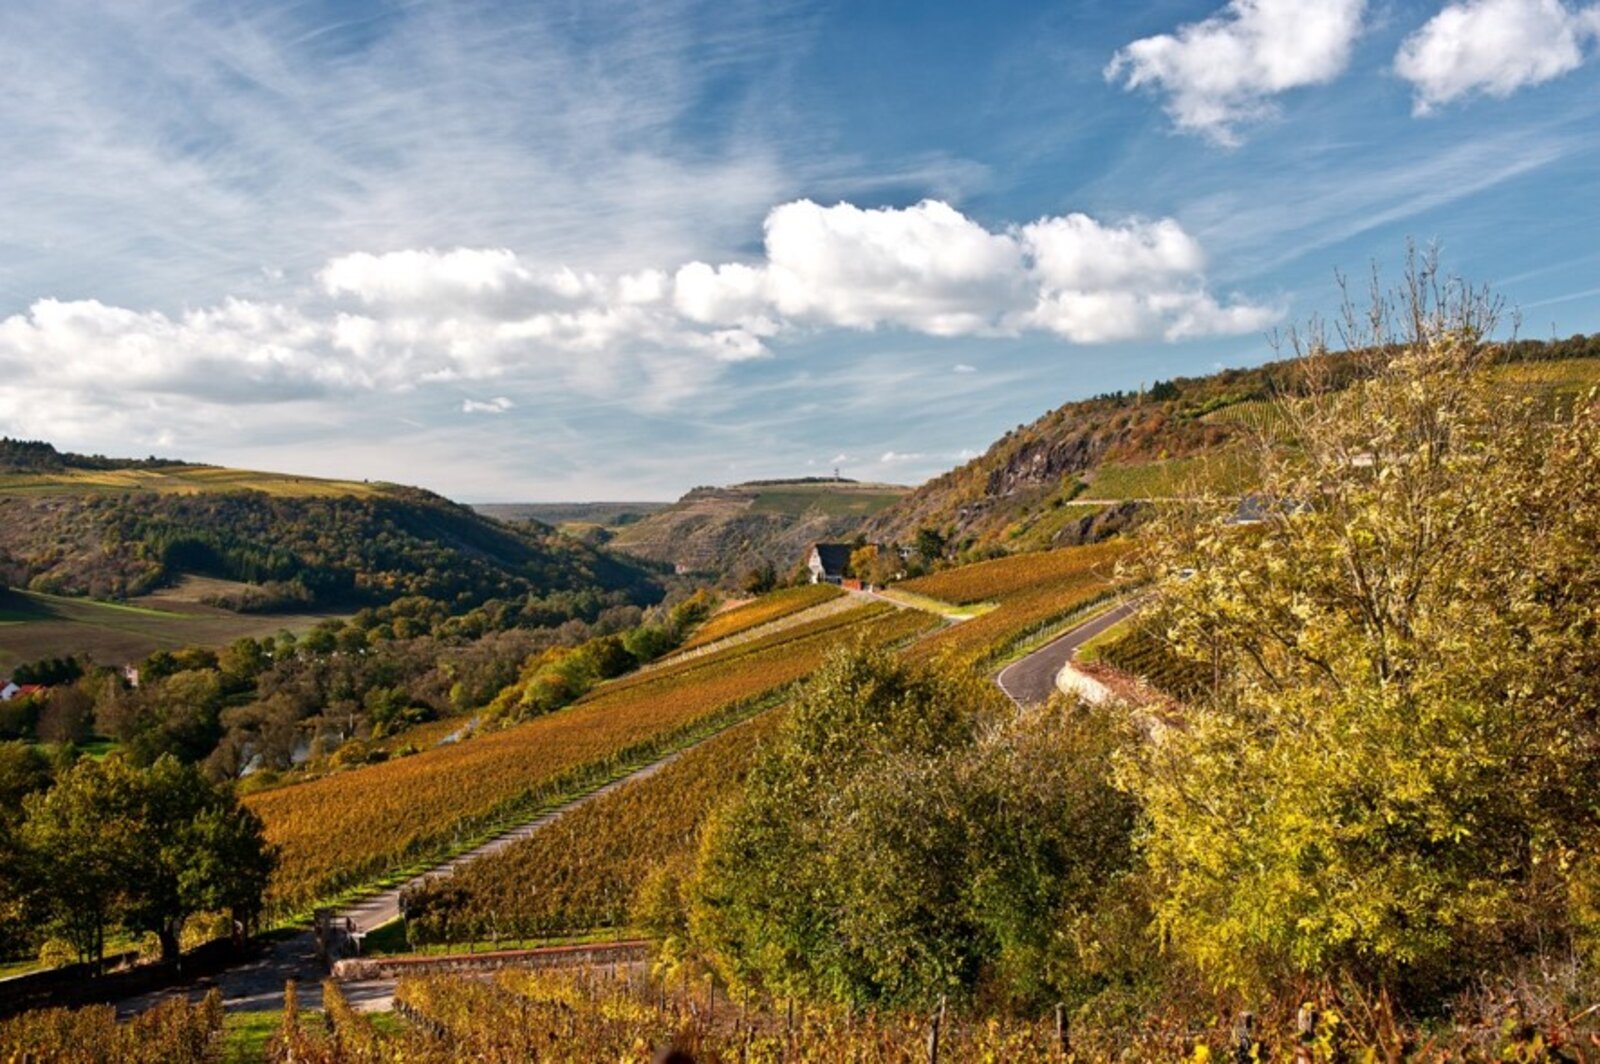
[981,433,1100,500]
[862,380,1239,554]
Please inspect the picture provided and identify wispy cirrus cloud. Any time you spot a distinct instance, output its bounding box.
[0,0,801,311]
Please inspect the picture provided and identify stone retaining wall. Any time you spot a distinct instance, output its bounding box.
[332,939,650,981]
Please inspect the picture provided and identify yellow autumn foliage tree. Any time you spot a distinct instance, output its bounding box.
[1124,258,1600,999]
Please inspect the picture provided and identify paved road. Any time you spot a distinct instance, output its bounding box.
[994,597,1142,706]
[116,742,702,1016]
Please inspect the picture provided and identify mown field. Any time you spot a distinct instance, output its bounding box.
[0,585,341,672]
[743,480,908,517]
[1083,450,1255,501]
[246,601,935,913]
[0,464,392,498]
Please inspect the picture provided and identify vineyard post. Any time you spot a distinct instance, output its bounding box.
[708,973,716,1024]
[1295,1004,1316,1064]
[926,994,946,1064]
[1232,1011,1256,1064]
[1056,1002,1069,1058]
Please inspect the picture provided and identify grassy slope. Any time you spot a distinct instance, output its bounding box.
[0,464,391,498]
[866,348,1600,557]
[0,585,341,671]
[473,502,671,528]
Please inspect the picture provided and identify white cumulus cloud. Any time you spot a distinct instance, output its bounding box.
[0,198,1274,435]
[680,200,1276,344]
[762,199,1029,336]
[1395,0,1600,113]
[1106,0,1367,144]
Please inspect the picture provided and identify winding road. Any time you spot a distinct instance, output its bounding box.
[993,597,1141,706]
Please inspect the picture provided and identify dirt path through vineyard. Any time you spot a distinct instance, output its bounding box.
[112,741,704,1017]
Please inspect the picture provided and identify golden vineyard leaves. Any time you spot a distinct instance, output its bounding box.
[0,991,222,1064]
[905,542,1132,668]
[403,709,787,943]
[247,603,932,913]
[376,968,1082,1062]
[678,584,843,651]
[899,539,1129,605]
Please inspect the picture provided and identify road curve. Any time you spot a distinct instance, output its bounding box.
[994,598,1142,706]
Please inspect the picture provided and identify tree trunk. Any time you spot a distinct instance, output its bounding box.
[159,923,182,966]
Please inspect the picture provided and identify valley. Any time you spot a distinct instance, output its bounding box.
[4,329,1599,1062]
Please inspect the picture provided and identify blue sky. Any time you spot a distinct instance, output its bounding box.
[0,0,1596,500]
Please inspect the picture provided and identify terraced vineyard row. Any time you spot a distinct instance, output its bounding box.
[904,543,1131,669]
[379,968,1074,1062]
[678,584,843,651]
[1093,623,1212,702]
[898,540,1128,605]
[0,991,221,1064]
[597,592,899,699]
[401,709,786,945]
[247,602,927,913]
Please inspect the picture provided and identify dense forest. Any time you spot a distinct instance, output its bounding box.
[0,438,197,473]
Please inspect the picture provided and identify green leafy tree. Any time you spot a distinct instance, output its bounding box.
[16,757,145,968]
[16,755,274,967]
[687,647,1141,1012]
[0,744,52,963]
[740,561,778,595]
[216,637,269,691]
[914,527,948,564]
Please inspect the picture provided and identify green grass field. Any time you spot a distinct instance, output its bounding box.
[0,587,343,671]
[1085,450,1254,501]
[0,464,393,499]
[1001,499,1108,550]
[743,481,907,517]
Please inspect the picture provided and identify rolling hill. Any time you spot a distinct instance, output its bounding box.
[0,440,661,610]
[472,501,671,539]
[864,333,1600,557]
[608,478,909,580]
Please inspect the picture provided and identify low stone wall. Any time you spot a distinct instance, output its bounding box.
[0,939,244,1018]
[1055,661,1115,705]
[332,939,650,981]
